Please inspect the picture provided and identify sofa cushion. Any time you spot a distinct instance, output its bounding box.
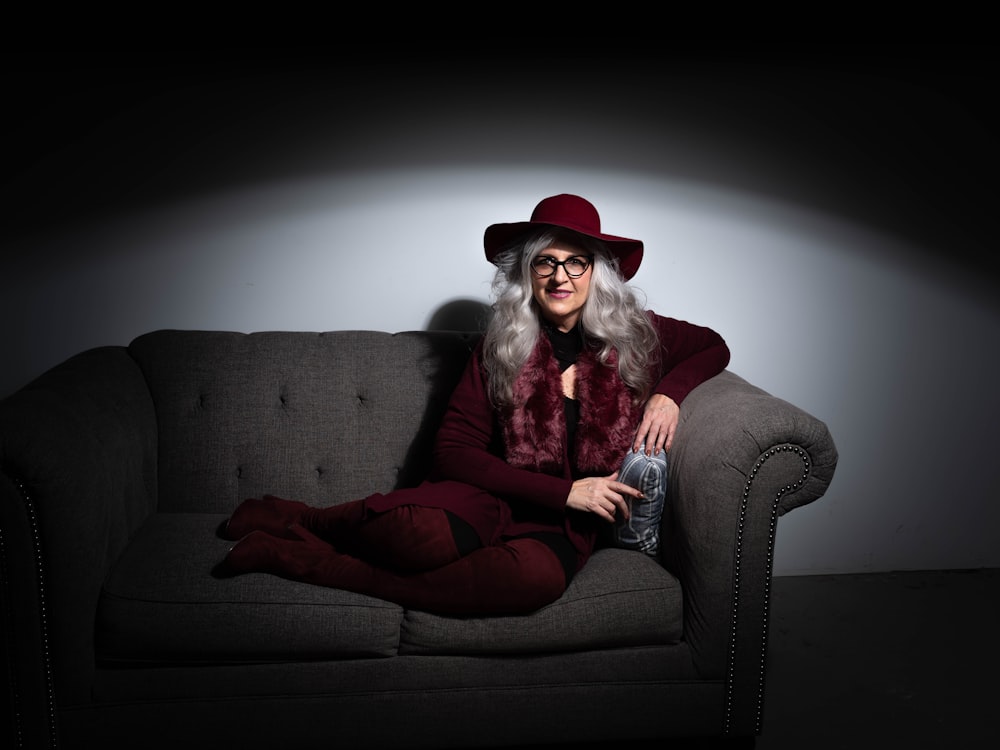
[97,516,683,665]
[399,547,684,655]
[97,513,404,664]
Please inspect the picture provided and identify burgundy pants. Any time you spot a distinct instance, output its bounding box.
[217,497,568,616]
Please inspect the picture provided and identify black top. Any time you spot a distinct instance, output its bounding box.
[545,322,585,373]
[542,322,584,458]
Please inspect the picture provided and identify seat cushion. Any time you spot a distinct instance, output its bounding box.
[399,547,684,655]
[97,514,683,665]
[97,513,404,664]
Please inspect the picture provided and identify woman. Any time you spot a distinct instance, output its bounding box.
[214,193,730,616]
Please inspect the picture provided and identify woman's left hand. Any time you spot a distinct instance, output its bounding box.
[632,393,680,455]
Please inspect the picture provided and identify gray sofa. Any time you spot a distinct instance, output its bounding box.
[0,329,838,749]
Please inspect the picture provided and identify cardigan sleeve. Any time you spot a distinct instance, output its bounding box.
[647,311,731,405]
[429,343,574,512]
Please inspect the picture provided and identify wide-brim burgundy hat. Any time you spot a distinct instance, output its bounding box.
[484,194,644,280]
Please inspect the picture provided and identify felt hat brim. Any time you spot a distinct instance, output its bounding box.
[484,194,644,280]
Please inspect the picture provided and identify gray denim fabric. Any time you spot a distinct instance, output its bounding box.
[611,445,668,557]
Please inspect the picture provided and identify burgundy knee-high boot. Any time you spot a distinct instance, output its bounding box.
[217,527,567,616]
[219,495,367,541]
[212,529,311,579]
[219,495,316,540]
[220,496,464,572]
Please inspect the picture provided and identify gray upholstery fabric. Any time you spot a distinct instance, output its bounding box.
[665,370,841,679]
[97,513,402,662]
[0,345,158,707]
[83,648,712,748]
[128,330,478,513]
[92,644,700,704]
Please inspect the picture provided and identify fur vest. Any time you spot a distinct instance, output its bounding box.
[501,334,643,476]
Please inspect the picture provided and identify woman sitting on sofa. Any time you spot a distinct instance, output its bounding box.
[214,193,730,615]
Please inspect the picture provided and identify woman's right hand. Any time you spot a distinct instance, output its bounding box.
[566,472,641,523]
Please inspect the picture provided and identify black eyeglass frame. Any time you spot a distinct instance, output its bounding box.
[529,255,594,278]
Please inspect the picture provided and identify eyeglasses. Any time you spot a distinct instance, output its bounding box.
[530,255,593,278]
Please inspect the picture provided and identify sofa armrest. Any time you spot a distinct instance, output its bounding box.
[0,346,158,743]
[664,369,838,734]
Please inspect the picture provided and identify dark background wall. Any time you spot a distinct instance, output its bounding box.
[3,44,997,576]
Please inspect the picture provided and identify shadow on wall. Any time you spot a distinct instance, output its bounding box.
[426,299,492,333]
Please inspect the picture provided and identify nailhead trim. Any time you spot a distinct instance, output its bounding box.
[724,444,811,736]
[3,476,59,749]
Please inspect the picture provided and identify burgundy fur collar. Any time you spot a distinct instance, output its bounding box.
[502,334,641,475]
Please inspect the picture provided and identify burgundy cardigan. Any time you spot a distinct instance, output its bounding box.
[367,312,730,573]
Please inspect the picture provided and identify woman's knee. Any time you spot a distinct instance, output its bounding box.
[502,538,568,609]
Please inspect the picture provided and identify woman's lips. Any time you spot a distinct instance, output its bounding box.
[547,289,571,299]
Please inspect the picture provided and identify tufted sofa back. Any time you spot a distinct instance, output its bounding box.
[128,330,479,513]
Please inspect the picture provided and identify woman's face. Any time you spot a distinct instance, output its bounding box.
[529,241,593,332]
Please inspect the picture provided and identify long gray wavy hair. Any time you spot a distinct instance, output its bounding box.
[482,229,660,409]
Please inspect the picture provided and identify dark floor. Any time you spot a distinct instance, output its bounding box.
[488,568,999,750]
[756,567,999,748]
